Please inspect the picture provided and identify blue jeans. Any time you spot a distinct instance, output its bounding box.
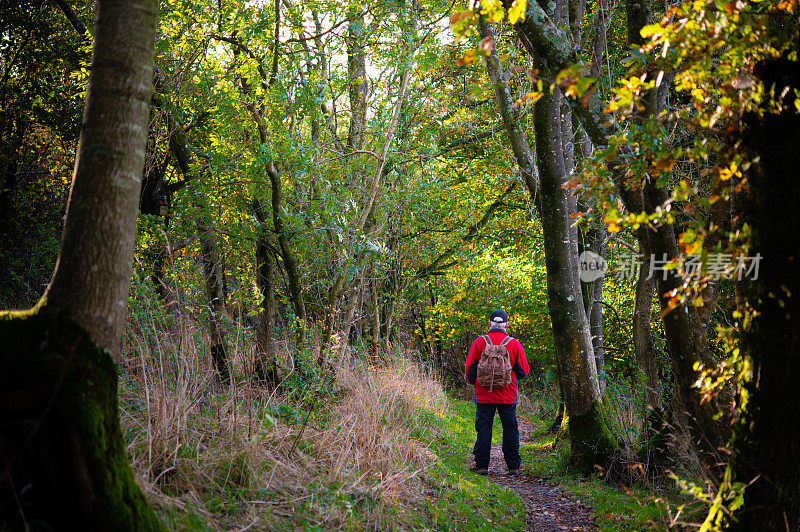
[473,403,521,470]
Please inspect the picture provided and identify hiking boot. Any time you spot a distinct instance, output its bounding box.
[470,465,488,475]
[507,469,522,476]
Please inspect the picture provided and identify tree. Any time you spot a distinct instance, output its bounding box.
[504,0,725,463]
[701,51,800,532]
[0,0,160,527]
[476,13,618,472]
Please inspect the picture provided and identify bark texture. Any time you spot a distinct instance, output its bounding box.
[43,0,156,354]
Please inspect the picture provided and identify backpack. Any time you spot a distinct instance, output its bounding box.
[476,335,514,392]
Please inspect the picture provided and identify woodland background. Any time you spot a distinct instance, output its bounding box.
[1,0,798,529]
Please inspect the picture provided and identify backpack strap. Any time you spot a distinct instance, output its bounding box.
[500,336,513,347]
[482,334,493,346]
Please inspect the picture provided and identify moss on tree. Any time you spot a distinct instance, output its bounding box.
[0,306,161,529]
[568,400,619,475]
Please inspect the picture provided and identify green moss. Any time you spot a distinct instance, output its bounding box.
[568,400,620,474]
[0,307,162,529]
[555,408,569,441]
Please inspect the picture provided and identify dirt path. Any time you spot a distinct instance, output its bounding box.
[486,419,599,531]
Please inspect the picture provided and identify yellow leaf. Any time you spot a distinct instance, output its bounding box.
[640,23,664,38]
[508,0,527,24]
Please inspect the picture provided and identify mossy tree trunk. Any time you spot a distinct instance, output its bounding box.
[0,313,160,529]
[533,83,618,472]
[0,0,160,527]
[479,14,618,473]
[701,55,800,531]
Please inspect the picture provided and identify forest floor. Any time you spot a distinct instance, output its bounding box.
[487,419,598,531]
[420,396,682,531]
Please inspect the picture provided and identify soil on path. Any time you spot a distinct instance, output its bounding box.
[485,419,599,531]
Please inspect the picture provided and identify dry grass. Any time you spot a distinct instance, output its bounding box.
[120,302,447,530]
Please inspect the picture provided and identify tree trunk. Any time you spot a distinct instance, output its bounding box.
[579,216,607,391]
[320,272,345,361]
[266,162,305,338]
[369,264,380,358]
[632,226,662,411]
[253,199,278,385]
[340,274,364,348]
[626,0,723,459]
[346,11,368,152]
[534,83,617,472]
[588,242,606,391]
[199,224,229,382]
[480,17,617,472]
[0,0,159,526]
[702,55,800,532]
[642,182,723,460]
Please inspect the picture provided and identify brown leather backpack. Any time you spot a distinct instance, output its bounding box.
[476,335,514,391]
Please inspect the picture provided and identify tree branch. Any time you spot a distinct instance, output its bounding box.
[479,18,540,200]
[416,181,518,278]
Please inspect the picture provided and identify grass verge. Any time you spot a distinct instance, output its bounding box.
[520,414,708,531]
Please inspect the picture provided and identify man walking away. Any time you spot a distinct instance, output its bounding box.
[464,309,530,475]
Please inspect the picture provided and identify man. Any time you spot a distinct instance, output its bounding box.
[464,309,530,475]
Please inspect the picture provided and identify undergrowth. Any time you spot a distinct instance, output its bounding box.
[119,290,710,530]
[119,296,528,530]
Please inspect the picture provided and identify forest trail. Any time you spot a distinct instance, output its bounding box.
[487,419,599,531]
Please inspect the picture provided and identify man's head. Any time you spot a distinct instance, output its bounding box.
[489,309,509,330]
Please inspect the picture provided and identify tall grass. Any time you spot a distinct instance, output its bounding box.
[120,297,446,529]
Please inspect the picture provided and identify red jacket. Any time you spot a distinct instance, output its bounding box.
[464,330,530,404]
